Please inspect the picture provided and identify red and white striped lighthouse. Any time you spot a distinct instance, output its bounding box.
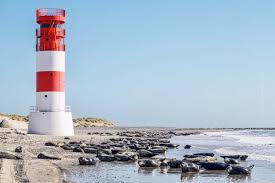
[28,8,74,135]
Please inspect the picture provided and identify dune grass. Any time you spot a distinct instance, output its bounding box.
[0,113,114,127]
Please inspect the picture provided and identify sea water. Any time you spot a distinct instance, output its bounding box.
[66,130,275,183]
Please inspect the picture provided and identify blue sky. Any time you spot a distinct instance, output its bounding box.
[1,0,275,127]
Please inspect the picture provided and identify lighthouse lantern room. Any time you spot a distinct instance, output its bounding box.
[28,8,74,136]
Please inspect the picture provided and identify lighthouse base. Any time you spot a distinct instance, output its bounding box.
[28,112,74,136]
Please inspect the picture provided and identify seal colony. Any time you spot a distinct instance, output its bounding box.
[0,126,255,182]
[73,134,253,176]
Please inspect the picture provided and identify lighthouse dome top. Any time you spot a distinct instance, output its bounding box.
[36,8,65,24]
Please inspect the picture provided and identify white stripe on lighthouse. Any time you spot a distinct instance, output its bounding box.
[36,51,65,72]
[36,92,65,112]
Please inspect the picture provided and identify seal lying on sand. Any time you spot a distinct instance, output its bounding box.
[79,157,96,165]
[159,158,170,166]
[220,155,240,159]
[184,156,216,163]
[239,155,248,161]
[224,157,239,164]
[114,152,138,161]
[184,145,192,149]
[181,162,200,173]
[15,146,22,153]
[137,149,158,158]
[0,151,22,160]
[200,162,230,170]
[168,160,182,168]
[97,154,115,162]
[220,155,248,161]
[37,153,61,160]
[148,147,167,154]
[184,153,215,158]
[193,153,215,157]
[138,159,161,167]
[227,165,254,175]
[110,147,127,154]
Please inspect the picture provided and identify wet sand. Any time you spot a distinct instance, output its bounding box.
[0,127,201,183]
[65,129,275,183]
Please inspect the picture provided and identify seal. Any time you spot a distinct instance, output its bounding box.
[240,155,248,161]
[227,165,254,175]
[220,155,240,159]
[138,159,161,167]
[159,158,171,166]
[193,153,214,157]
[15,146,22,153]
[97,154,115,162]
[200,162,230,170]
[148,147,167,154]
[220,155,248,161]
[184,156,216,163]
[184,145,192,149]
[224,157,239,164]
[181,162,200,172]
[168,160,182,168]
[79,157,96,165]
[137,149,158,158]
[114,152,138,161]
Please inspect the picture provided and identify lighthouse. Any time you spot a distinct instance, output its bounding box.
[28,8,74,136]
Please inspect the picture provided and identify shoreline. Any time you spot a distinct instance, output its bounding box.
[0,127,201,182]
[0,127,274,182]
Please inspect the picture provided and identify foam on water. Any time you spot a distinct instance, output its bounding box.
[215,146,275,163]
[68,130,275,183]
[203,130,275,163]
[205,131,275,145]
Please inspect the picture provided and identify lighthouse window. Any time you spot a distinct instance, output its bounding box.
[41,24,51,28]
[41,24,60,28]
[44,95,48,98]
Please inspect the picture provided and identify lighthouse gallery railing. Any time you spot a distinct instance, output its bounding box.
[30,106,71,112]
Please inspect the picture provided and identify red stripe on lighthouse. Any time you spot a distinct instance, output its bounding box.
[36,71,64,92]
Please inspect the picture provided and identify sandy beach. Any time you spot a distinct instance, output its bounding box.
[0,126,201,183]
[1,126,275,183]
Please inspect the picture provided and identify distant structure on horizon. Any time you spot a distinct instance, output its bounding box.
[28,8,74,135]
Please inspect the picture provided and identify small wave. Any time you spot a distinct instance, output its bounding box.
[205,131,275,146]
[215,146,275,163]
[249,153,275,163]
[214,147,247,156]
[203,131,233,137]
[187,130,275,163]
[229,135,275,145]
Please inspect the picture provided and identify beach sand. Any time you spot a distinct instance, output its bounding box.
[0,127,201,183]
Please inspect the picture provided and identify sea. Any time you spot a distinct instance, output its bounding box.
[66,129,275,183]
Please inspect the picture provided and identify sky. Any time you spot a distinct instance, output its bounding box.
[1,0,275,128]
